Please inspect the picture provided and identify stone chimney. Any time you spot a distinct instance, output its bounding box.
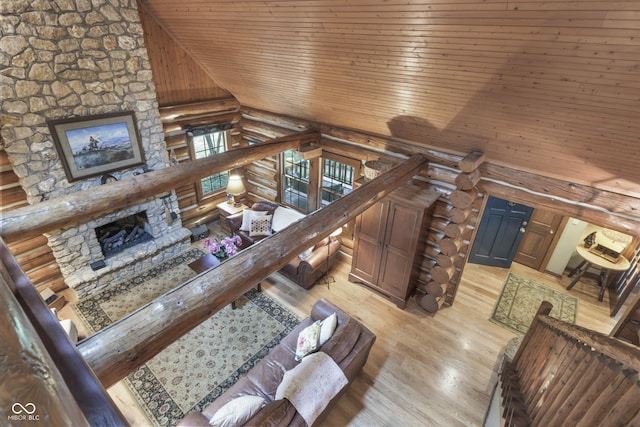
[1,0,191,297]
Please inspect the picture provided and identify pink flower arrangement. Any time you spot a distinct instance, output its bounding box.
[203,235,242,259]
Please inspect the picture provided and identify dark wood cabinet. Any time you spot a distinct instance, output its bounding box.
[349,180,438,308]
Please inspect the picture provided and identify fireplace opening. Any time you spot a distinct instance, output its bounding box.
[96,211,154,258]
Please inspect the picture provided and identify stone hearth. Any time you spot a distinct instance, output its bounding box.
[47,196,191,298]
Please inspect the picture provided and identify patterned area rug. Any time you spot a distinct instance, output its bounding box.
[491,272,578,335]
[72,248,300,426]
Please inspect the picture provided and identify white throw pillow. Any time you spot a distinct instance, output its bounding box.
[209,395,265,427]
[319,312,338,346]
[294,320,321,361]
[271,206,305,232]
[249,215,272,237]
[240,210,268,232]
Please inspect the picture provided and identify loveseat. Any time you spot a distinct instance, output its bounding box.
[177,298,376,426]
[226,201,341,289]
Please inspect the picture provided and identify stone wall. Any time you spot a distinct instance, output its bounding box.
[1,0,166,200]
[1,0,192,296]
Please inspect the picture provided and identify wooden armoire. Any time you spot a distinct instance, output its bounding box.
[349,179,439,308]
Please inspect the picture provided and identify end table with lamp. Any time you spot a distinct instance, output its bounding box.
[217,201,248,234]
[226,175,246,207]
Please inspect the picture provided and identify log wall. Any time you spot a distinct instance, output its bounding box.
[0,149,64,293]
[419,154,485,312]
[159,98,242,229]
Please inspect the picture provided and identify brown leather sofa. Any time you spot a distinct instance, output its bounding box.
[225,201,342,289]
[177,298,376,427]
[279,237,341,289]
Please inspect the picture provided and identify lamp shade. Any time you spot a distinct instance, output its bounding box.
[226,175,246,196]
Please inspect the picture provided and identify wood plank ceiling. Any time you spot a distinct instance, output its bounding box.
[140,0,640,198]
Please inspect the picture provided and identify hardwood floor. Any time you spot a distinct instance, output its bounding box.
[59,236,622,426]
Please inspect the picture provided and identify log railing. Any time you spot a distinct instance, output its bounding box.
[500,302,640,426]
[0,238,126,426]
[0,130,319,240]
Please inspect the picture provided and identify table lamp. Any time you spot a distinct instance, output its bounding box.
[226,175,246,206]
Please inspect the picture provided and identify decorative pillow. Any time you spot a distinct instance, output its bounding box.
[298,247,314,260]
[209,395,265,427]
[240,210,268,232]
[295,320,321,361]
[319,312,338,346]
[249,215,272,237]
[272,206,305,232]
[244,399,296,427]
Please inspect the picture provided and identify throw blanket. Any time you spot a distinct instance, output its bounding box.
[276,352,348,426]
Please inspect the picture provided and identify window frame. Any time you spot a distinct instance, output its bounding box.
[320,152,359,208]
[279,150,361,213]
[188,129,229,202]
[280,149,318,213]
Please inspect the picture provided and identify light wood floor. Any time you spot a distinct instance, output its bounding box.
[60,239,622,426]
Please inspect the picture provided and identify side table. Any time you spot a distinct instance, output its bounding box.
[566,244,630,302]
[216,202,248,233]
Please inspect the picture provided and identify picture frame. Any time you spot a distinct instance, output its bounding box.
[48,111,145,182]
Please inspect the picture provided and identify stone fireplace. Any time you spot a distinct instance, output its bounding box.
[96,211,153,258]
[1,1,192,297]
[47,196,190,298]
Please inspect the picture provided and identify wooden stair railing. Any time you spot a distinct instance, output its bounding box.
[499,302,640,426]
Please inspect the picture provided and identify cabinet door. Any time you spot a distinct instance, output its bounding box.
[351,201,387,284]
[378,201,423,297]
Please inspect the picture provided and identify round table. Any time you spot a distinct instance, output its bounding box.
[566,244,630,302]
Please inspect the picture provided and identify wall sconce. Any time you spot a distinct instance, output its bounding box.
[226,175,246,206]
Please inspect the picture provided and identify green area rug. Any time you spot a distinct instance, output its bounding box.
[72,248,300,426]
[491,272,578,335]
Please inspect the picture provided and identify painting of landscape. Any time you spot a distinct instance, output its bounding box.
[65,122,134,170]
[48,112,145,182]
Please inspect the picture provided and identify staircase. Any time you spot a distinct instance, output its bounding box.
[498,302,640,426]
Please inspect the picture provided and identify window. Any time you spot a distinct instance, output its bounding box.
[282,150,310,210]
[280,150,360,212]
[321,157,355,207]
[191,130,228,199]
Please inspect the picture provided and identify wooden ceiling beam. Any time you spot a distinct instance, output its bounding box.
[0,130,319,240]
[480,164,640,225]
[241,108,640,229]
[77,154,431,388]
[241,106,467,168]
[158,97,240,123]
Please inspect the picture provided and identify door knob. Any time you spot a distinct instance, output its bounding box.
[550,230,554,234]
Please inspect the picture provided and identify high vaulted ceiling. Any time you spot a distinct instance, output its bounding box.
[140,0,640,197]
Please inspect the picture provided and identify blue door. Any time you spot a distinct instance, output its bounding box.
[468,196,534,268]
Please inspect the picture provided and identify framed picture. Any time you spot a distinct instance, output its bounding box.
[48,111,145,182]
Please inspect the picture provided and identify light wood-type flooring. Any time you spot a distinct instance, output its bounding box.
[60,233,622,426]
